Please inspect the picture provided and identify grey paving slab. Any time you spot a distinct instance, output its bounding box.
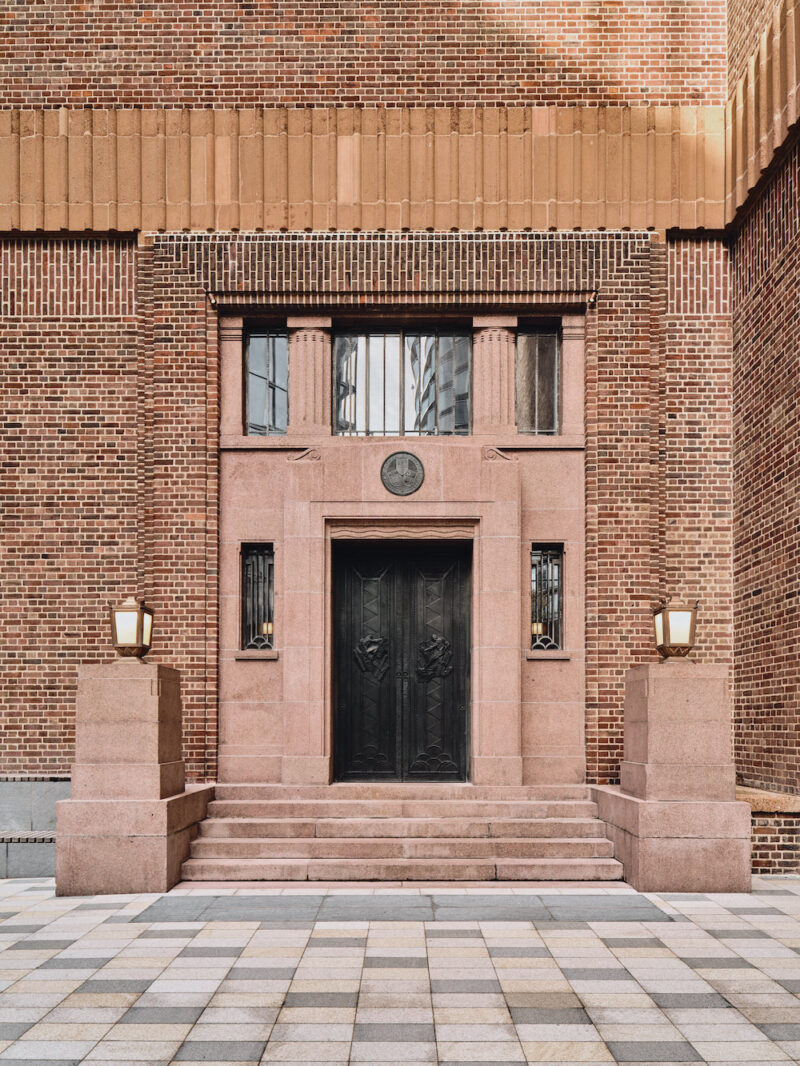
[602,938,665,948]
[756,1022,800,1039]
[430,980,502,993]
[606,1041,703,1061]
[283,992,359,1007]
[561,967,629,980]
[488,947,550,957]
[78,979,153,993]
[172,1041,267,1061]
[120,1007,205,1024]
[509,1007,591,1024]
[708,929,772,939]
[681,957,755,968]
[179,946,244,957]
[650,993,733,1008]
[353,1023,435,1041]
[5,940,76,950]
[0,1024,33,1040]
[363,957,427,968]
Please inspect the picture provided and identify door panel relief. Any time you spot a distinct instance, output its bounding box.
[334,542,470,781]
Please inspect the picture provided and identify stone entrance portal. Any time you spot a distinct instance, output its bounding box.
[333,541,471,782]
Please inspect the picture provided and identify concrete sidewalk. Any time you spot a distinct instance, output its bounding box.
[0,876,799,1064]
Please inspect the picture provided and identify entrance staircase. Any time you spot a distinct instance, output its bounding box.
[180,784,623,881]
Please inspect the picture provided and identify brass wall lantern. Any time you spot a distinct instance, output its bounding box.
[653,599,698,659]
[109,596,154,658]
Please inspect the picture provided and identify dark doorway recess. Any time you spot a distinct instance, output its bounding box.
[333,540,471,781]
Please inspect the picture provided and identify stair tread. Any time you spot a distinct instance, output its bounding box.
[194,831,614,840]
[183,787,619,883]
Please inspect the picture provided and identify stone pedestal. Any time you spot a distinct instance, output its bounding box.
[56,660,213,895]
[592,661,751,892]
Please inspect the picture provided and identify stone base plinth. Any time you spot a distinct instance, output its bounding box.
[55,785,214,895]
[592,785,751,892]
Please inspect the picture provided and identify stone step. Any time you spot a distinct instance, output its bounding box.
[205,799,599,820]
[198,816,607,840]
[189,836,616,859]
[180,856,624,881]
[214,783,590,801]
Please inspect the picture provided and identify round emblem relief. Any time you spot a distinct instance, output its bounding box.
[381,452,425,496]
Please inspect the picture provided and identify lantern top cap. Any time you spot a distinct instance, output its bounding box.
[653,597,699,613]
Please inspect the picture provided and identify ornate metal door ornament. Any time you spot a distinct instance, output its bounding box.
[416,633,453,679]
[381,452,424,496]
[353,635,389,681]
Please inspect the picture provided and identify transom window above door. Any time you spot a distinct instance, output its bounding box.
[333,331,471,436]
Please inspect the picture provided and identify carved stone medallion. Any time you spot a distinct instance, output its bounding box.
[381,452,425,496]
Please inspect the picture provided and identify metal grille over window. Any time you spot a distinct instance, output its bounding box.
[241,544,274,650]
[245,332,288,435]
[517,330,560,434]
[334,331,470,436]
[530,546,563,650]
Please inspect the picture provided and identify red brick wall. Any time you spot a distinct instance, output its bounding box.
[0,231,736,784]
[0,239,138,774]
[733,135,800,793]
[751,813,800,873]
[1,0,726,107]
[664,240,734,672]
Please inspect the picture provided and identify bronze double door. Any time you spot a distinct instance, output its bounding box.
[333,541,471,781]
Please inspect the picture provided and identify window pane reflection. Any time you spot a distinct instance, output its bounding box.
[334,330,471,436]
[516,330,560,435]
[246,331,288,435]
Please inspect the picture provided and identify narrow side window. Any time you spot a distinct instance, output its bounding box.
[530,545,563,650]
[245,331,288,435]
[517,329,560,434]
[241,544,274,649]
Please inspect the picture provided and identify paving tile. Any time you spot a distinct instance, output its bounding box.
[172,1040,267,1060]
[605,1040,703,1061]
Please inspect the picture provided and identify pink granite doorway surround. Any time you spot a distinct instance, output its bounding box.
[218,311,587,790]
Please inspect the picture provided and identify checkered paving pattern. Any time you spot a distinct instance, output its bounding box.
[1,877,800,1064]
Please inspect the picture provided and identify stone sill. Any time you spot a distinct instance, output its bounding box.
[234,650,279,661]
[526,650,572,661]
[736,785,800,813]
[221,434,585,451]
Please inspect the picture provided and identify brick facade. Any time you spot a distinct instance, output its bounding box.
[0,239,138,774]
[0,1,726,108]
[733,134,800,795]
[751,813,800,873]
[0,231,735,786]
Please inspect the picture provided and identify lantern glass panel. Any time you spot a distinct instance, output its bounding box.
[114,609,139,645]
[667,609,693,645]
[654,611,664,646]
[142,612,153,646]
